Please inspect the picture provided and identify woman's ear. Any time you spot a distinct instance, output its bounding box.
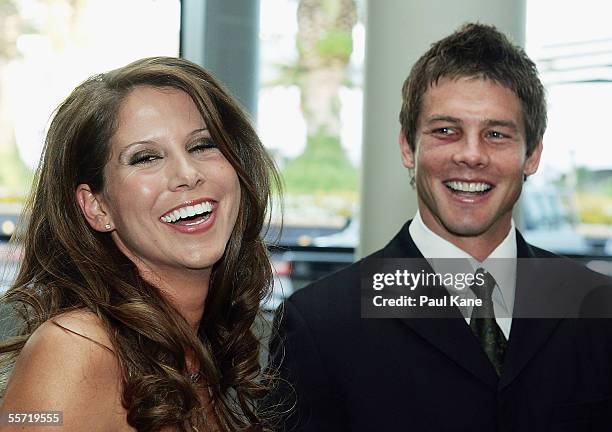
[76,184,114,232]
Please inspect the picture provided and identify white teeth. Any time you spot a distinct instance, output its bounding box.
[160,201,214,223]
[445,181,492,192]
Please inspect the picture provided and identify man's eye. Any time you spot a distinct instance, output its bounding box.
[432,127,456,136]
[487,130,508,139]
[129,153,160,165]
[189,139,217,153]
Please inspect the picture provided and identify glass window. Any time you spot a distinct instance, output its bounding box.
[0,0,180,207]
[257,0,365,248]
[0,0,181,290]
[525,0,612,257]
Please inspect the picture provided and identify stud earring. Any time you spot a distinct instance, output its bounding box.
[105,224,112,230]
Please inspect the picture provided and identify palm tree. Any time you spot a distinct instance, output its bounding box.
[282,0,358,193]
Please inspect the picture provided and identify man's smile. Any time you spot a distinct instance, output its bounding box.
[444,180,494,194]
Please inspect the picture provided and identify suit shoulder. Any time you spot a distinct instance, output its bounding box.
[529,244,569,260]
[529,243,607,278]
[285,249,390,328]
[290,248,386,303]
[528,243,559,258]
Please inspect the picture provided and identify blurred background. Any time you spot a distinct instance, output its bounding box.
[0,0,611,310]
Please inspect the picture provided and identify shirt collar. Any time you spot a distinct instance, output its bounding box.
[409,210,517,315]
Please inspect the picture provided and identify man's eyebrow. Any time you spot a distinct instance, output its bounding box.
[484,119,519,130]
[424,116,519,131]
[424,115,462,125]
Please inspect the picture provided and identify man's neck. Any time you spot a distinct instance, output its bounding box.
[416,210,513,261]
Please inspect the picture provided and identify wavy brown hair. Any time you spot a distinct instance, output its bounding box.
[0,57,281,431]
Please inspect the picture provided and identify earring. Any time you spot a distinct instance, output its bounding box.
[408,168,416,189]
[105,224,112,230]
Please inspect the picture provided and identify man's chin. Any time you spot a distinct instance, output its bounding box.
[440,219,495,238]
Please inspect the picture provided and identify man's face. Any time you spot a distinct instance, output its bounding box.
[400,76,542,246]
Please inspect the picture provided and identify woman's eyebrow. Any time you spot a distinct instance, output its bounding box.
[117,128,211,159]
[188,127,209,137]
[118,140,156,161]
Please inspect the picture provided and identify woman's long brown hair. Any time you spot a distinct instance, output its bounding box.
[0,57,281,431]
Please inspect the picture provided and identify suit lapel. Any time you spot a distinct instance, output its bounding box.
[384,223,565,390]
[499,231,562,389]
[384,222,499,390]
[399,317,500,389]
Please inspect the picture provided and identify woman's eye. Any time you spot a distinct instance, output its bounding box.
[189,139,217,153]
[129,153,160,165]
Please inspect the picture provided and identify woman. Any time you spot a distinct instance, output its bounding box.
[0,57,280,431]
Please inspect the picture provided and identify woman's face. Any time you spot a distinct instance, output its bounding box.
[92,85,241,279]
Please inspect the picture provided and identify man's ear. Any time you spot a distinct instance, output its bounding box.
[76,184,113,232]
[399,129,415,169]
[524,140,543,177]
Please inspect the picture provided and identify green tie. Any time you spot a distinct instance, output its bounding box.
[469,268,507,376]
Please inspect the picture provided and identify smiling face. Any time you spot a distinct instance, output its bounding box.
[79,85,241,281]
[400,76,543,252]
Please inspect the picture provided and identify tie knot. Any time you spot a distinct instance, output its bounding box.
[470,268,496,300]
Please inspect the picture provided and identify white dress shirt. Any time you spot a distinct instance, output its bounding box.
[409,211,516,339]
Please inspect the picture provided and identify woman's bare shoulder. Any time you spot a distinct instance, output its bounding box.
[51,309,115,353]
[0,309,131,431]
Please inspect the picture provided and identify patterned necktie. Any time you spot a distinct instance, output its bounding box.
[469,268,507,376]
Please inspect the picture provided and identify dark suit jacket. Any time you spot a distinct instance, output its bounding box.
[267,221,612,432]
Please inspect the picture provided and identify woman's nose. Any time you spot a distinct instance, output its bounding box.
[168,156,203,191]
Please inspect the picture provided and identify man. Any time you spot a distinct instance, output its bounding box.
[267,23,612,431]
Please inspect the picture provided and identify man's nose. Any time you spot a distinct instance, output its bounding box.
[168,155,203,191]
[451,131,490,168]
